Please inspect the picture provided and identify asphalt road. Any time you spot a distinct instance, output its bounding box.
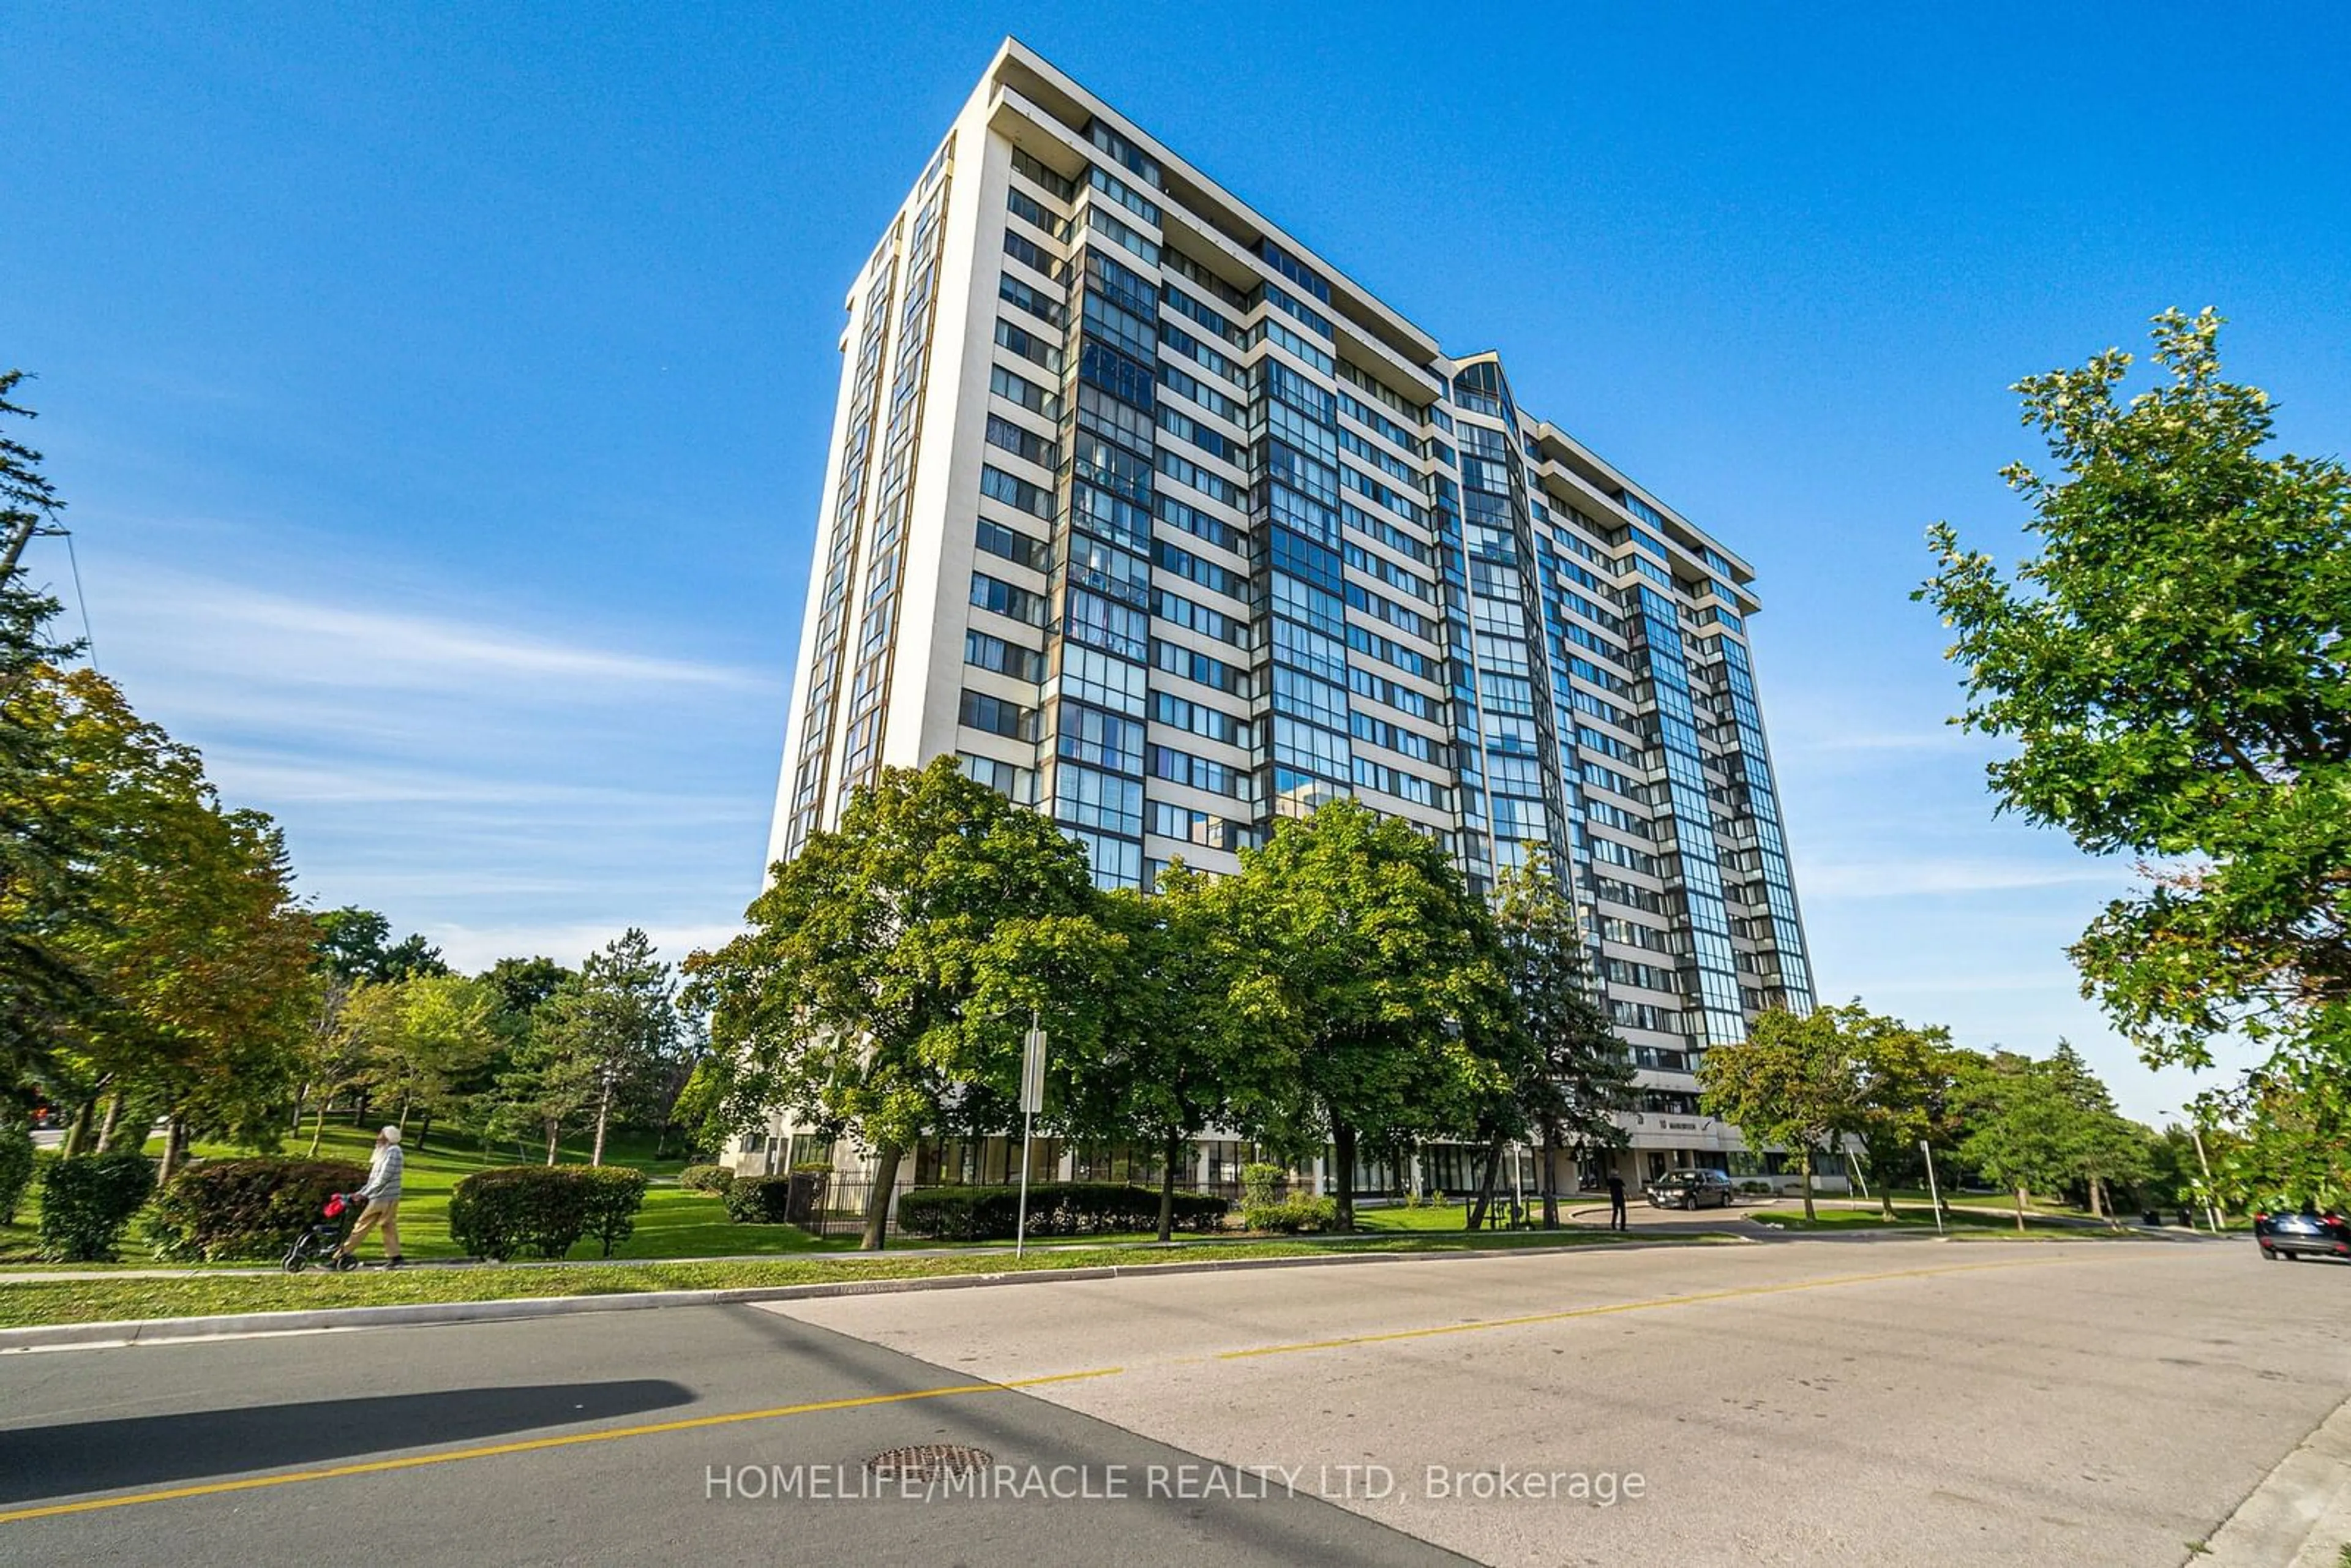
[1,1232,2342,1567]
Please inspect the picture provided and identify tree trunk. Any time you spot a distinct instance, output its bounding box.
[308,1100,328,1157]
[156,1116,188,1187]
[1540,1125,1559,1229]
[1157,1131,1182,1243]
[94,1092,125,1154]
[397,1096,413,1133]
[1331,1124,1358,1232]
[289,1084,307,1135]
[2014,1186,2028,1232]
[860,1143,903,1251]
[544,1119,560,1166]
[353,1094,369,1128]
[62,1097,97,1158]
[416,1111,432,1155]
[1467,1133,1506,1231]
[1879,1157,1897,1219]
[1800,1152,1816,1223]
[591,1079,612,1168]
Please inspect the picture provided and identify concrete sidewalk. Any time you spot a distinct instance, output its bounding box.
[2206,1398,2351,1566]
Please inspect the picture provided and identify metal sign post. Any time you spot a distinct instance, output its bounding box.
[1919,1139,1946,1237]
[1017,1010,1045,1259]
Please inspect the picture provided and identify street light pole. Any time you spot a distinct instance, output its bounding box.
[1016,1007,1044,1259]
[1919,1139,1946,1238]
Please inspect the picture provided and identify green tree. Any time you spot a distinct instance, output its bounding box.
[1848,1014,1967,1218]
[371,973,503,1152]
[2200,1065,2345,1214]
[21,665,317,1174]
[314,907,448,984]
[1035,871,1276,1242]
[0,371,99,1098]
[549,929,681,1166]
[1917,309,2351,1200]
[1484,853,1633,1229]
[1213,798,1507,1231]
[1954,1052,2081,1231]
[1699,1005,1867,1221]
[2042,1041,2153,1220]
[685,758,1098,1248]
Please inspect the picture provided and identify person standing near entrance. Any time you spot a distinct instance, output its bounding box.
[1605,1171,1627,1231]
[336,1126,406,1268]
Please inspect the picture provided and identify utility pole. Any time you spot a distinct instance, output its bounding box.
[1,514,39,579]
[2190,1126,2224,1234]
[1919,1139,1946,1238]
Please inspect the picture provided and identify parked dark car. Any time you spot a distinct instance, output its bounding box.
[2255,1207,2351,1262]
[1646,1169,1737,1210]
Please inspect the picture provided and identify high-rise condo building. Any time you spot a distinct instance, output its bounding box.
[763,39,1817,1191]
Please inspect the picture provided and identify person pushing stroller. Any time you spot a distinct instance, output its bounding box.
[334,1125,407,1269]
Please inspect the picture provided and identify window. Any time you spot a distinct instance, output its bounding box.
[1065,587,1149,660]
[984,415,1058,473]
[980,465,1052,519]
[969,572,1044,626]
[998,272,1062,327]
[1057,702,1144,772]
[960,689,1037,741]
[1062,643,1146,715]
[1053,763,1143,835]
[966,629,1043,682]
[991,364,1058,420]
[959,751,1035,805]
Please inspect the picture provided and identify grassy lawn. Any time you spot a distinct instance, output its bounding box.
[1749,1204,2110,1232]
[0,1225,1724,1330]
[0,1122,849,1267]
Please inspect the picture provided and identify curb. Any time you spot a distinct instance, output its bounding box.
[2,1242,1665,1353]
[2205,1396,2351,1566]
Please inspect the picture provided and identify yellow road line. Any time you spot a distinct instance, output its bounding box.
[1217,1255,2072,1360]
[0,1366,1124,1526]
[1,1251,2086,1526]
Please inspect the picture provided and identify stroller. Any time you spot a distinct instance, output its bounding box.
[282,1191,363,1273]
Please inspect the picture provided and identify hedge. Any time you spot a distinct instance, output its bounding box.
[1242,1194,1340,1234]
[39,1152,157,1262]
[147,1158,369,1261]
[448,1165,649,1261]
[0,1120,33,1226]
[679,1163,734,1194]
[896,1182,1228,1242]
[578,1166,650,1256]
[722,1173,797,1224]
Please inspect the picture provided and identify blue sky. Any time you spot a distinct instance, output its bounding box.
[7,4,2347,1123]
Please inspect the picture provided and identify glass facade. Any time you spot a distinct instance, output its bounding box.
[771,47,1820,1141]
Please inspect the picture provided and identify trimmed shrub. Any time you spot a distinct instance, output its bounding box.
[896,1182,1228,1242]
[39,1151,157,1261]
[0,1120,34,1226]
[679,1163,735,1195]
[1246,1194,1340,1235]
[577,1166,650,1258]
[146,1158,369,1261]
[722,1173,796,1224]
[449,1167,590,1261]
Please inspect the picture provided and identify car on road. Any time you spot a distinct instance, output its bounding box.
[2255,1207,2351,1263]
[1646,1169,1738,1210]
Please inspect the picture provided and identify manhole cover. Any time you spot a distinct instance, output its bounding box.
[866,1444,992,1480]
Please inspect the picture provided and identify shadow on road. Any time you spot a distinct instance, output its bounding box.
[0,1379,694,1503]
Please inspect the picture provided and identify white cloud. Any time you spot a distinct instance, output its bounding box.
[1799,857,2121,899]
[102,566,774,697]
[421,920,751,973]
